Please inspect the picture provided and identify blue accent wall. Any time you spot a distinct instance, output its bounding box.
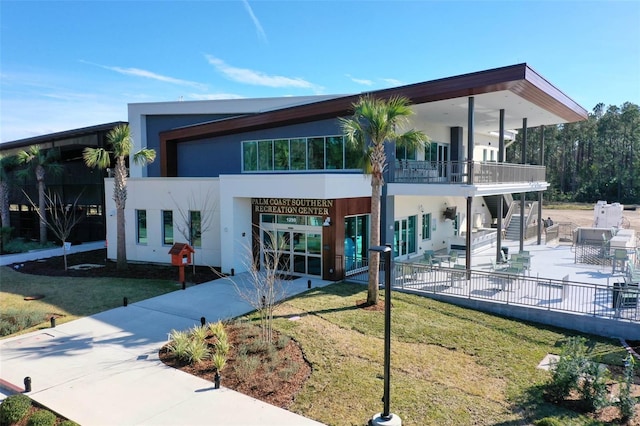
[145,114,238,177]
[176,118,345,177]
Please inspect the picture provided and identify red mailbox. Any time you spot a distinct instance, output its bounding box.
[169,243,194,285]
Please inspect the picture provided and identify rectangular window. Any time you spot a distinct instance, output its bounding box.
[162,210,173,245]
[326,136,344,169]
[136,210,147,244]
[421,213,431,240]
[274,139,290,170]
[258,140,274,171]
[308,137,325,170]
[190,210,202,248]
[243,141,257,171]
[290,138,306,170]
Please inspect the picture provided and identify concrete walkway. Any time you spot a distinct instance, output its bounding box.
[0,244,328,425]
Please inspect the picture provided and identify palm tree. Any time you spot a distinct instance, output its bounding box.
[83,124,156,270]
[0,154,18,229]
[340,95,428,305]
[17,146,63,245]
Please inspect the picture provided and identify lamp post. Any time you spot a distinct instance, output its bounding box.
[369,245,401,426]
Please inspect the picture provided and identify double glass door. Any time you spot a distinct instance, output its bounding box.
[393,216,416,259]
[262,227,322,276]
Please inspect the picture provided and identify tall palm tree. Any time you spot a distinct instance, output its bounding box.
[83,124,156,270]
[17,146,63,245]
[0,154,18,229]
[340,95,428,305]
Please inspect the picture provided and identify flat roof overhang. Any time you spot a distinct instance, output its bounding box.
[387,182,550,198]
[159,63,588,176]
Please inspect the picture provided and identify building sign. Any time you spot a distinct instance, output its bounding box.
[252,198,334,216]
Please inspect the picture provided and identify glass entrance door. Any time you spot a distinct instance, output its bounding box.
[262,227,322,276]
[394,216,416,259]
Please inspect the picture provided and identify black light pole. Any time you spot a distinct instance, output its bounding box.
[369,245,401,426]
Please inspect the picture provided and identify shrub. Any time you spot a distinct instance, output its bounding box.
[617,354,637,422]
[27,409,56,426]
[186,338,210,364]
[234,354,260,382]
[167,329,191,362]
[59,421,80,426]
[578,361,610,411]
[0,309,46,337]
[278,359,300,381]
[214,336,231,356]
[546,337,590,403]
[0,394,32,425]
[533,418,563,426]
[189,325,208,342]
[207,321,226,340]
[276,334,290,349]
[211,352,227,372]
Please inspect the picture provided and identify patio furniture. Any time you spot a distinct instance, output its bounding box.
[448,250,459,267]
[449,264,467,287]
[491,258,508,272]
[423,252,442,270]
[612,248,629,274]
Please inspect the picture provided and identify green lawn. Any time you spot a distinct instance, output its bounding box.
[264,283,627,425]
[0,266,180,335]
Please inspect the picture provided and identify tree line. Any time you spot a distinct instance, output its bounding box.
[507,102,640,204]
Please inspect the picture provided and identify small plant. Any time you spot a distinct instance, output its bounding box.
[617,354,637,422]
[167,329,191,362]
[189,325,208,342]
[211,352,227,372]
[27,409,57,426]
[0,394,32,424]
[234,354,260,382]
[546,336,590,403]
[187,338,210,364]
[0,309,47,337]
[207,321,226,340]
[578,361,610,412]
[276,334,290,349]
[533,418,563,426]
[59,421,80,426]
[214,335,231,356]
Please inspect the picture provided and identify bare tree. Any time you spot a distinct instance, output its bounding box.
[23,190,85,270]
[169,188,217,277]
[229,226,289,344]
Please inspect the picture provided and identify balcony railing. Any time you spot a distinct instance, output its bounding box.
[393,160,545,185]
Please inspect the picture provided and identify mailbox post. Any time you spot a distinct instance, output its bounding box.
[169,243,195,286]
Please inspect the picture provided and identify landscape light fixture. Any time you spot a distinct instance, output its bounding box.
[368,245,402,426]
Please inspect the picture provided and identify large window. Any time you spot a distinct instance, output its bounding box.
[242,135,361,172]
[163,210,173,245]
[421,213,432,240]
[190,210,202,248]
[136,210,147,244]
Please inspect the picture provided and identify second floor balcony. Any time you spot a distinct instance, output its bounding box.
[393,160,546,185]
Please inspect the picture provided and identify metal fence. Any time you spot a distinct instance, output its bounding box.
[346,260,639,324]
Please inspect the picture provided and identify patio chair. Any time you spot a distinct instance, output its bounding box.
[448,250,459,267]
[450,264,467,287]
[491,258,508,272]
[612,248,629,274]
[423,252,442,270]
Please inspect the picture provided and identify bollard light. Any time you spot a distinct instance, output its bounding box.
[231,268,235,276]
[24,377,31,393]
[182,282,186,290]
[123,297,128,307]
[50,317,56,328]
[200,316,206,326]
[307,279,311,289]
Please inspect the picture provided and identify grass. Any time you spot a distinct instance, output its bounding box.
[259,282,628,426]
[0,266,179,335]
[543,202,594,210]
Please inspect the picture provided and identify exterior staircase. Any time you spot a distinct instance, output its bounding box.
[505,214,522,240]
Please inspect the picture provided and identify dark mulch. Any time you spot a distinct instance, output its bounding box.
[9,248,222,284]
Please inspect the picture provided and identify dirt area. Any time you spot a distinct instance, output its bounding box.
[543,207,640,233]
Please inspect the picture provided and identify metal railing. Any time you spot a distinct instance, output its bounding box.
[345,260,639,325]
[393,160,545,185]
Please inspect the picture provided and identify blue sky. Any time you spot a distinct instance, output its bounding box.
[1,0,639,143]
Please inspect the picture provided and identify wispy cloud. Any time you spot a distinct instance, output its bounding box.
[189,93,245,100]
[81,60,208,90]
[381,78,404,86]
[345,74,373,86]
[205,55,322,91]
[242,0,267,43]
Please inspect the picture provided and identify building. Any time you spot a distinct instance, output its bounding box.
[114,63,588,280]
[0,122,126,244]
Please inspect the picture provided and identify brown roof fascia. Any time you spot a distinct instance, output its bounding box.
[158,63,587,176]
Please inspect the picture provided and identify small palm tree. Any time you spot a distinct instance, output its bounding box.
[16,146,63,245]
[340,95,428,305]
[83,124,156,270]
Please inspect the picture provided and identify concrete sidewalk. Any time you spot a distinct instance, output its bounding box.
[0,245,328,425]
